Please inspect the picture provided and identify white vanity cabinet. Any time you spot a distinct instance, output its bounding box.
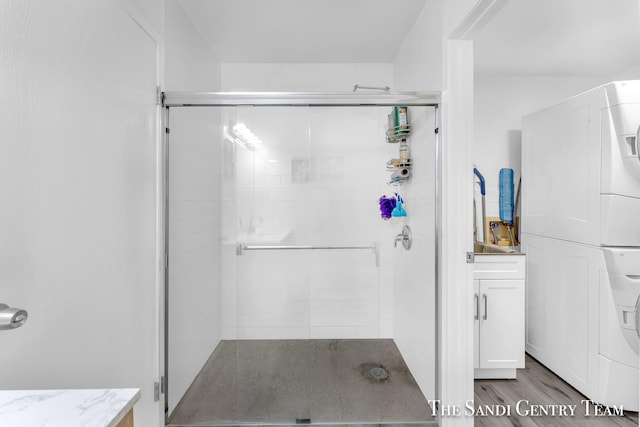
[473,253,526,379]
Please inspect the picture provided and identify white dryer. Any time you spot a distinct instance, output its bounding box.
[522,81,640,411]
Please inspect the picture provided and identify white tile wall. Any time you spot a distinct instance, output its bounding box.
[389,106,437,400]
[224,106,394,339]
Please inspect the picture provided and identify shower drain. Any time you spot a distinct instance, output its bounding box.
[360,362,390,382]
[369,366,389,381]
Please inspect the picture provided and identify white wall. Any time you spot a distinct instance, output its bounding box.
[222,63,393,92]
[0,1,159,426]
[165,0,221,91]
[164,0,223,415]
[393,0,443,91]
[121,0,164,39]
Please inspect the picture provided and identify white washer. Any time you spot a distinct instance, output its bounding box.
[600,248,639,410]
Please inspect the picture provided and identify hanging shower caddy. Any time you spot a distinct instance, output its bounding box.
[386,106,412,185]
[385,106,412,143]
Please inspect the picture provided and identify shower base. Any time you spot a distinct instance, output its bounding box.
[167,339,435,426]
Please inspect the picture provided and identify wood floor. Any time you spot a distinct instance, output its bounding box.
[474,354,639,426]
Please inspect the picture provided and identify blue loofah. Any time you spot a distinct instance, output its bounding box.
[391,200,407,217]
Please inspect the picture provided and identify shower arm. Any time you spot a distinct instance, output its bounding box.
[353,84,390,92]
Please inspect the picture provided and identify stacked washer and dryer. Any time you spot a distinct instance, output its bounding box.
[521,81,639,411]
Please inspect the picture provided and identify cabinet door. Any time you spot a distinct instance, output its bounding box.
[479,280,525,369]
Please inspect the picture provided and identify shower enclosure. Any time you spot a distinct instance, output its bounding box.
[162,92,440,427]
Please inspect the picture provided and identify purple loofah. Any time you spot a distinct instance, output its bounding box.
[379,195,396,219]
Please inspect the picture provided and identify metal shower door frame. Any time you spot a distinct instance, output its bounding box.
[160,91,442,426]
[162,91,440,108]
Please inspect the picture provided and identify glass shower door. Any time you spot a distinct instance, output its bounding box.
[165,102,438,427]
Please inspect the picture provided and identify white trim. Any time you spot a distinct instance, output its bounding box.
[156,33,166,427]
[439,39,475,427]
[115,3,165,425]
[441,2,515,425]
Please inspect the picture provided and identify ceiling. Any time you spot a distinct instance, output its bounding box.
[474,0,640,76]
[176,0,428,63]
[174,0,640,75]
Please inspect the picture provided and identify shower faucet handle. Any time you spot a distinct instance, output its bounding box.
[394,225,412,250]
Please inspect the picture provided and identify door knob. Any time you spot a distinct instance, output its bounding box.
[0,303,28,331]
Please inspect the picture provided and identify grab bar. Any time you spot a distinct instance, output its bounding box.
[236,243,379,266]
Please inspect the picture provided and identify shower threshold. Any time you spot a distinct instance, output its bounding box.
[167,339,436,427]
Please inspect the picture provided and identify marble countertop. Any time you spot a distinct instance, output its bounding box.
[0,388,140,427]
